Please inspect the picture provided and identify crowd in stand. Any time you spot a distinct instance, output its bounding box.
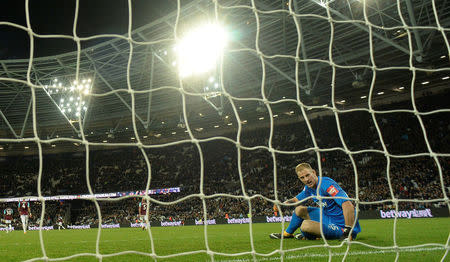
[0,94,448,226]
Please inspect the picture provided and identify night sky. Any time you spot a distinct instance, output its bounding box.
[0,0,175,59]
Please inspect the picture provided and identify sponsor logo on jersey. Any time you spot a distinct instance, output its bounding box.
[326,185,339,196]
[328,223,339,231]
[316,201,328,208]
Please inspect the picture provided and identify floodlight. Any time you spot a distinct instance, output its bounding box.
[175,23,228,78]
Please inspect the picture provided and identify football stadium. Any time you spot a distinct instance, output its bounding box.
[0,0,449,261]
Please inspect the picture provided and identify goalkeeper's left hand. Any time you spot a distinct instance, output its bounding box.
[339,226,353,241]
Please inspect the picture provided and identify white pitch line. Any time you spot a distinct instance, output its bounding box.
[217,247,446,262]
[0,238,150,247]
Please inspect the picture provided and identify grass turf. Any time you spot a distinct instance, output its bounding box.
[0,218,448,262]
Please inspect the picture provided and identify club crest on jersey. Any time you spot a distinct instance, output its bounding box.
[326,185,339,196]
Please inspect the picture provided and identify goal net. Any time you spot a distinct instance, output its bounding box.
[0,0,449,261]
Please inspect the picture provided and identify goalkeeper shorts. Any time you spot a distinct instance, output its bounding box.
[304,207,361,240]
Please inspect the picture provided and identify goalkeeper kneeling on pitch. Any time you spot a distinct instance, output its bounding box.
[270,163,361,241]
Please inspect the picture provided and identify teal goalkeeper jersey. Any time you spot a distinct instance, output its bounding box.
[295,176,350,217]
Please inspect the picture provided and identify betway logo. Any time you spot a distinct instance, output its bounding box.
[195,219,217,225]
[160,221,183,227]
[130,223,150,228]
[266,216,292,223]
[68,225,91,229]
[227,218,251,224]
[380,209,433,219]
[101,223,120,229]
[28,226,54,231]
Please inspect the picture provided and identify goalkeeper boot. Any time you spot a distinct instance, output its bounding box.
[295,232,321,240]
[294,233,306,240]
[269,231,294,239]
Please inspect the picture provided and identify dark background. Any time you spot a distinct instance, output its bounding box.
[0,0,175,59]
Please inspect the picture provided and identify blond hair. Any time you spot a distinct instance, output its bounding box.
[295,163,313,173]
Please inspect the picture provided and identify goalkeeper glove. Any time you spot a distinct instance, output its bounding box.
[339,226,352,241]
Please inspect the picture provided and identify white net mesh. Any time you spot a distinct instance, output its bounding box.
[0,0,449,261]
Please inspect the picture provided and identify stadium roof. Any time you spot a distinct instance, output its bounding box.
[0,0,449,151]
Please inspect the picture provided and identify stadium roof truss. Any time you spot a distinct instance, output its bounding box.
[0,0,448,140]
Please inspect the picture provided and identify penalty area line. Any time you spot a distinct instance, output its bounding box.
[217,247,446,262]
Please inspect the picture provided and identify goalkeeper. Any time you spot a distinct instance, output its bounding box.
[270,163,361,240]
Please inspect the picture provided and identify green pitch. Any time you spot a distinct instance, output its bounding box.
[0,218,448,262]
